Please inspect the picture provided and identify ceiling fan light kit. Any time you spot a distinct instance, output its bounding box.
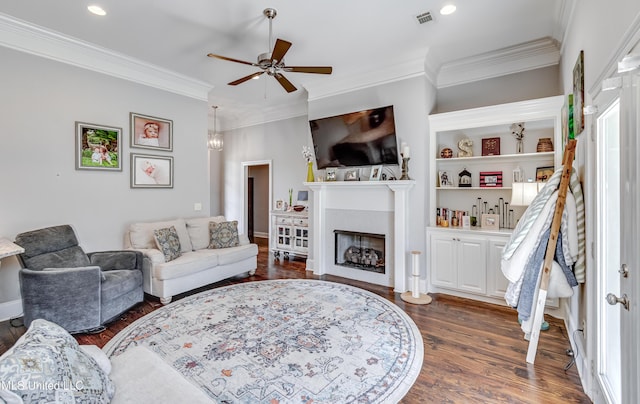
[207,8,332,93]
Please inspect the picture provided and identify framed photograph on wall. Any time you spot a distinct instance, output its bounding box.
[75,121,122,171]
[130,153,173,188]
[130,112,173,151]
[369,165,383,181]
[572,50,584,137]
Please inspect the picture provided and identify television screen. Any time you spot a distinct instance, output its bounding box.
[309,105,399,169]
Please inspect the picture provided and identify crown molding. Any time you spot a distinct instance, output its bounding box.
[437,37,561,88]
[0,13,212,101]
[305,56,428,101]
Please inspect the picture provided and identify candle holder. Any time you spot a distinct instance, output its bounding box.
[399,157,411,180]
[400,251,432,305]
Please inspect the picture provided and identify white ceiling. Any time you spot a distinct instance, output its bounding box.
[0,0,568,127]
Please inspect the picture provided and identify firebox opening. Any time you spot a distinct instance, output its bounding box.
[334,230,385,274]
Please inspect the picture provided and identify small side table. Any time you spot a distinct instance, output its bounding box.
[0,238,24,268]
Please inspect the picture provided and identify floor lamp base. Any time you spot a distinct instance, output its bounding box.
[400,291,432,305]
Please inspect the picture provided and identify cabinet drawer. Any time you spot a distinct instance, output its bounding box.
[276,217,293,225]
[293,218,308,227]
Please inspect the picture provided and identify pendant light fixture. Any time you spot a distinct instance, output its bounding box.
[208,105,223,151]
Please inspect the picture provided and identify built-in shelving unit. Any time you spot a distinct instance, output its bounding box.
[426,95,564,305]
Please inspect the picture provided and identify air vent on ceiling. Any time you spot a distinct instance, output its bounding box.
[416,12,433,24]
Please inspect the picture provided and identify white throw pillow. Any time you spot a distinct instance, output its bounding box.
[128,219,193,253]
[186,216,226,250]
[0,319,115,403]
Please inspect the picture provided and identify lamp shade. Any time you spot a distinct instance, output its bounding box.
[511,182,541,206]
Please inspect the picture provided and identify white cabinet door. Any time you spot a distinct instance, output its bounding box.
[429,234,457,289]
[456,236,487,294]
[487,237,509,298]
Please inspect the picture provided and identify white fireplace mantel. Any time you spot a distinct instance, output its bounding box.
[305,180,415,292]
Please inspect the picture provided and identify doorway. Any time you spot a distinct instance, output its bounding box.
[242,160,272,245]
[594,63,640,404]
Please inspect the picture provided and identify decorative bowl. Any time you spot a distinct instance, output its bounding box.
[293,205,306,212]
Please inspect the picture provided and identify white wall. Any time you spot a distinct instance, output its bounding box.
[221,115,311,233]
[558,2,640,400]
[0,47,210,314]
[436,65,561,113]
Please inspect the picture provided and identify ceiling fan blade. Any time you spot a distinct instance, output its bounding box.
[271,39,292,64]
[274,73,297,93]
[228,71,265,86]
[207,53,258,67]
[283,66,333,74]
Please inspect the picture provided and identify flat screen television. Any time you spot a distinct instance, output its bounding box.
[309,105,399,169]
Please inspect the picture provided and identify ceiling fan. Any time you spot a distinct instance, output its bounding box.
[207,8,332,93]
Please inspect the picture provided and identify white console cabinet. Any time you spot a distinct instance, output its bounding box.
[428,227,511,302]
[270,210,309,259]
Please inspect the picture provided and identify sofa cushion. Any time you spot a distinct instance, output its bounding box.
[0,319,115,403]
[153,226,182,262]
[185,216,226,250]
[209,220,240,249]
[216,243,259,266]
[128,219,192,253]
[152,250,219,281]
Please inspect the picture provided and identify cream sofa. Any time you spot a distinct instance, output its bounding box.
[124,216,258,304]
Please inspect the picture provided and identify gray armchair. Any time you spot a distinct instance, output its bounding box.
[15,225,144,333]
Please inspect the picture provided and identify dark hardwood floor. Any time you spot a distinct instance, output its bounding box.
[0,238,590,403]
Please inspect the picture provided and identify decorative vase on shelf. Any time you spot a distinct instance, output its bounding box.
[306,161,315,182]
[516,139,524,154]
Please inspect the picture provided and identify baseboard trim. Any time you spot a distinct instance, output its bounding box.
[563,307,590,400]
[254,232,268,239]
[0,299,22,322]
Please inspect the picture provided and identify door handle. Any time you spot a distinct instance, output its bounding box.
[606,293,630,311]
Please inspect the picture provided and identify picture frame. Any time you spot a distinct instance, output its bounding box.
[325,167,337,181]
[275,200,285,211]
[130,153,174,188]
[481,214,500,230]
[369,165,383,181]
[462,215,471,229]
[75,122,122,171]
[439,171,454,187]
[130,112,173,151]
[344,168,359,181]
[573,50,584,137]
[481,137,500,156]
[479,171,503,187]
[536,166,555,182]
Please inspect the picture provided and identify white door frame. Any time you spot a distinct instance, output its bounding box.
[241,160,273,240]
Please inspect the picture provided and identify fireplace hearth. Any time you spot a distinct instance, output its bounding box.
[334,230,385,274]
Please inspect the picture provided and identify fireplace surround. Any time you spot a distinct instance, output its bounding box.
[306,180,415,291]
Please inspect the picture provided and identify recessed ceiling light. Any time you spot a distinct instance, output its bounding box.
[87,5,107,16]
[440,4,457,15]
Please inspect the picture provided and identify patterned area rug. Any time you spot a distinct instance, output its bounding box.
[103,280,423,403]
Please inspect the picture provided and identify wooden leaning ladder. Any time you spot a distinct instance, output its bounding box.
[526,138,577,364]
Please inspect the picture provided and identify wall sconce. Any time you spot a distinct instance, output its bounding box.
[208,105,223,151]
